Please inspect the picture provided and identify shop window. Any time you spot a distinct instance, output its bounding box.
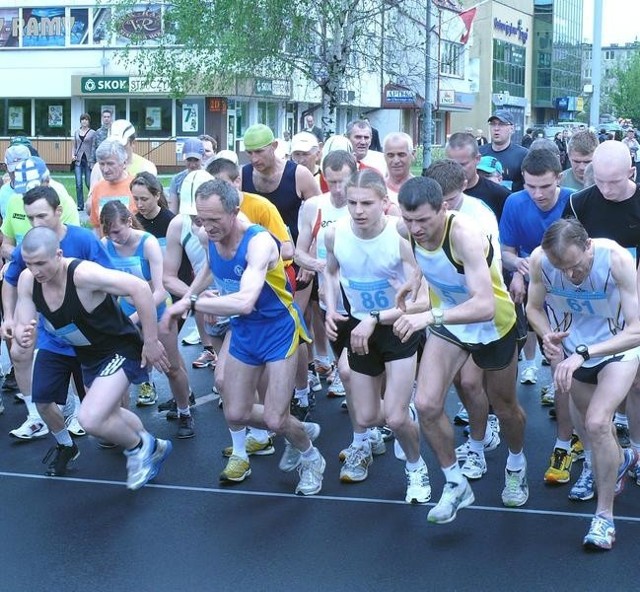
[176,98,205,136]
[35,99,70,136]
[6,100,32,137]
[131,98,172,137]
[84,99,127,130]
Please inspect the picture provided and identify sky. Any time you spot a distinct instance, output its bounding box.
[582,0,640,45]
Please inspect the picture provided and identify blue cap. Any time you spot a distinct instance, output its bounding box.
[182,138,205,160]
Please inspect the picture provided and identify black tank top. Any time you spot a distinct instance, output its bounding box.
[33,259,142,364]
[242,159,301,242]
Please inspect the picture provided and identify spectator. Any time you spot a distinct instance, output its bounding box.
[71,113,96,211]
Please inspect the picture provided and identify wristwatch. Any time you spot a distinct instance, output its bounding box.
[431,307,444,326]
[189,294,198,315]
[369,310,381,324]
[575,344,590,362]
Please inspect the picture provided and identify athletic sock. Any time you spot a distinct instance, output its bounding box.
[506,450,526,472]
[442,462,464,485]
[229,427,248,460]
[294,387,309,407]
[52,428,73,447]
[249,428,270,443]
[554,438,571,452]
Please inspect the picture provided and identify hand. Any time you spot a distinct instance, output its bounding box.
[541,330,569,364]
[395,274,422,311]
[509,273,526,304]
[393,312,430,343]
[554,352,583,394]
[15,319,37,349]
[141,339,170,373]
[297,267,315,284]
[325,310,349,341]
[515,258,529,276]
[1,317,15,340]
[350,317,376,355]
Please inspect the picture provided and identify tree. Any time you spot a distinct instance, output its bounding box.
[610,50,640,125]
[111,0,410,136]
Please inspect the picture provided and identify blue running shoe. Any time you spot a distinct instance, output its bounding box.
[583,514,615,551]
[614,448,636,496]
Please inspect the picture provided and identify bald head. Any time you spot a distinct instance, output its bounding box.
[22,226,60,258]
[591,140,636,201]
[593,140,632,173]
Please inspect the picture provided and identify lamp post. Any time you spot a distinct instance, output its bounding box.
[421,0,433,174]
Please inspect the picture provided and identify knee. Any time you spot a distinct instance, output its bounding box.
[414,396,442,424]
[263,410,287,434]
[385,409,409,433]
[10,342,32,365]
[77,407,100,434]
[584,414,611,440]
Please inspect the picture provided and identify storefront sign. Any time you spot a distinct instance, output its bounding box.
[81,76,129,93]
[493,18,529,45]
[254,78,291,97]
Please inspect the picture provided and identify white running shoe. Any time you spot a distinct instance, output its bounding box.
[327,373,346,397]
[405,461,431,504]
[427,479,475,523]
[461,451,487,480]
[10,417,49,440]
[520,366,538,385]
[296,450,326,495]
[279,422,321,472]
[456,430,501,461]
[65,414,87,437]
[181,327,201,346]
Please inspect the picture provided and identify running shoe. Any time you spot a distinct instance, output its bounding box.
[43,443,80,476]
[220,455,251,483]
[136,382,158,407]
[339,445,372,482]
[455,430,500,461]
[308,370,322,393]
[290,398,310,422]
[126,438,172,490]
[571,433,585,462]
[540,385,555,406]
[1,367,18,392]
[222,435,275,458]
[502,464,529,507]
[427,479,474,524]
[453,403,469,426]
[65,414,86,437]
[176,414,195,439]
[279,422,321,472]
[296,450,326,495]
[181,327,201,346]
[163,392,197,420]
[615,422,631,448]
[461,451,487,480]
[544,447,572,484]
[10,417,49,440]
[583,514,615,551]
[339,430,385,461]
[405,462,431,503]
[568,463,595,501]
[314,361,334,381]
[520,366,538,385]
[327,374,346,397]
[614,448,636,496]
[192,348,217,369]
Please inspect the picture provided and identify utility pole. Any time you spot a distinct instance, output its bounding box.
[422,0,433,174]
[589,0,603,128]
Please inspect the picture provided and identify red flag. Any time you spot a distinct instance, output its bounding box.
[459,7,477,44]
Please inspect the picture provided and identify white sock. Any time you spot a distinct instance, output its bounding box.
[614,413,628,427]
[506,450,526,472]
[442,462,464,485]
[23,395,39,419]
[53,428,73,447]
[229,427,248,460]
[294,387,309,407]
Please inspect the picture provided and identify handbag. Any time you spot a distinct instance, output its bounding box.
[71,130,89,172]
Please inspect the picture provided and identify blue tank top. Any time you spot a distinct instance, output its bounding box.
[241,160,300,242]
[208,224,294,324]
[106,232,152,281]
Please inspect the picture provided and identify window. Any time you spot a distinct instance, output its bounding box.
[84,99,127,128]
[6,100,32,136]
[131,98,172,138]
[492,40,526,98]
[176,98,204,136]
[440,40,463,77]
[35,99,70,136]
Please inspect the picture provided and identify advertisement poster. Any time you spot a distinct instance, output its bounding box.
[8,106,23,129]
[48,105,63,127]
[145,106,161,130]
[182,103,198,132]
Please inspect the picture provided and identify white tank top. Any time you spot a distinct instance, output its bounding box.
[540,239,632,367]
[333,216,405,320]
[459,195,501,263]
[180,215,206,274]
[314,194,349,313]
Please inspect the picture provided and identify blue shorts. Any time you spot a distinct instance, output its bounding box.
[32,349,85,405]
[81,353,149,388]
[229,307,310,367]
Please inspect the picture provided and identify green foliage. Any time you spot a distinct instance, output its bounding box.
[611,50,640,125]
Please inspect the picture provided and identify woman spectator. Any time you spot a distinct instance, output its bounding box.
[554,131,568,169]
[71,113,95,211]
